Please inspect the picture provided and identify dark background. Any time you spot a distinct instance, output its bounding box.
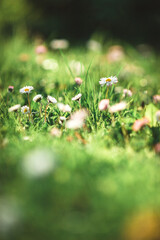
[0,0,160,47]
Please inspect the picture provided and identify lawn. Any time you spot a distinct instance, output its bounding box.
[0,35,160,240]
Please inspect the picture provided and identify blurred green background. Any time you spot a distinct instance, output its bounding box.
[1,0,160,46]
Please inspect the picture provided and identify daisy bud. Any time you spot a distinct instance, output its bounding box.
[132,117,149,132]
[8,104,21,112]
[72,93,82,101]
[75,77,83,85]
[109,102,127,113]
[8,86,14,93]
[156,110,160,122]
[33,94,43,102]
[47,96,57,104]
[98,99,109,111]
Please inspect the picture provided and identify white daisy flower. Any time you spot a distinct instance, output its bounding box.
[156,111,160,122]
[86,40,102,52]
[57,103,72,112]
[99,76,118,87]
[109,101,127,113]
[42,59,58,71]
[72,93,82,101]
[47,96,57,104]
[20,86,34,94]
[22,148,55,178]
[33,94,43,102]
[69,60,85,75]
[8,104,21,112]
[21,106,30,114]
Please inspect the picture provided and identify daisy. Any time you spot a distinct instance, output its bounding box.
[45,96,57,122]
[66,109,88,129]
[47,96,57,104]
[35,45,47,54]
[8,104,21,112]
[57,103,72,113]
[21,106,30,114]
[98,99,109,111]
[20,86,34,94]
[122,89,132,97]
[156,111,160,122]
[33,94,43,102]
[99,76,118,87]
[109,101,126,113]
[72,93,82,101]
[50,39,69,50]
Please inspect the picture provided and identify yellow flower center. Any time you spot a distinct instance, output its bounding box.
[24,108,28,113]
[106,78,111,82]
[24,88,29,92]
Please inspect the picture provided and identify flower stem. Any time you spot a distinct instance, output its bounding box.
[27,94,33,122]
[44,103,49,122]
[39,102,42,118]
[105,87,109,99]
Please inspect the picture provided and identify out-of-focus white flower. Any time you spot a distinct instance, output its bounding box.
[0,197,20,233]
[156,111,160,122]
[153,95,160,104]
[50,127,61,137]
[115,86,123,93]
[33,94,43,102]
[132,117,150,131]
[23,136,32,141]
[86,40,102,52]
[8,104,21,112]
[106,45,125,63]
[75,77,83,85]
[47,96,57,104]
[66,109,88,129]
[22,148,55,178]
[99,76,118,87]
[21,106,30,114]
[72,93,82,101]
[35,45,47,54]
[57,103,72,112]
[42,59,58,71]
[69,60,85,75]
[20,86,34,94]
[98,99,109,111]
[109,102,127,113]
[50,39,69,50]
[122,89,133,97]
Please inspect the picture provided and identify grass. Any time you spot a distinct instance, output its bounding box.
[0,35,160,240]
